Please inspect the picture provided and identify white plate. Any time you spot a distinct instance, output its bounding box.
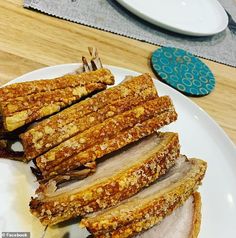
[116,0,228,36]
[0,64,236,238]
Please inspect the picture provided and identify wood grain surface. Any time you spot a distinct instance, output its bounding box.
[0,0,235,144]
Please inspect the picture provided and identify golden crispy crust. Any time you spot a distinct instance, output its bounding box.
[21,73,157,160]
[0,68,114,102]
[43,110,177,180]
[0,69,114,131]
[35,96,177,179]
[189,192,202,238]
[29,132,179,226]
[80,158,207,238]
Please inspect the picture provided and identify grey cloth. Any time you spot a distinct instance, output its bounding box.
[24,0,236,67]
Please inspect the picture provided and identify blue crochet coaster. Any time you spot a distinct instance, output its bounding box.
[151,47,215,96]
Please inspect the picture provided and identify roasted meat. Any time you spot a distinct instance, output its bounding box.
[21,73,158,161]
[136,192,202,238]
[0,68,114,132]
[80,156,207,238]
[30,132,180,226]
[34,95,177,180]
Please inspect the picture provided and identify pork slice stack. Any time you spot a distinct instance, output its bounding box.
[27,73,207,238]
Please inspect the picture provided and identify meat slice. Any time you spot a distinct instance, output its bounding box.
[0,68,114,132]
[30,132,180,226]
[137,192,202,238]
[80,156,207,238]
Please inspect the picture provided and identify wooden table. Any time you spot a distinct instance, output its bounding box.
[0,0,235,144]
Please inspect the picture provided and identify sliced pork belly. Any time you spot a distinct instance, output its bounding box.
[30,132,180,226]
[137,192,202,238]
[81,156,207,238]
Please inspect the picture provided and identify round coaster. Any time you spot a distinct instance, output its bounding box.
[151,47,215,96]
